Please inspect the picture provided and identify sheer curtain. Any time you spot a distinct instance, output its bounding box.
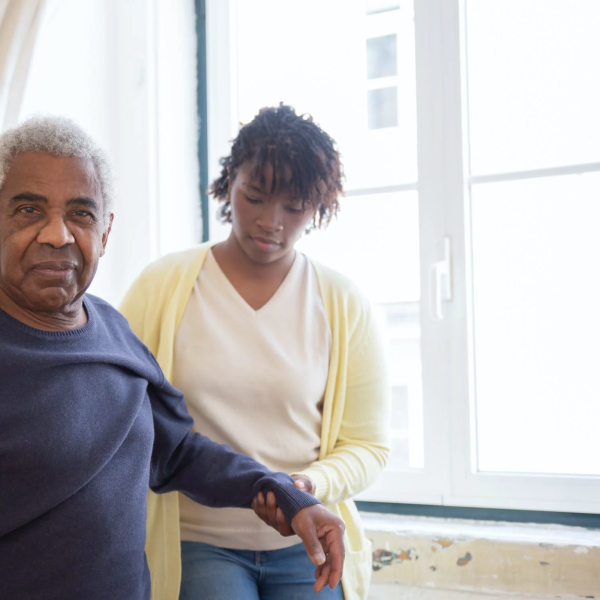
[18,0,200,306]
[0,0,47,130]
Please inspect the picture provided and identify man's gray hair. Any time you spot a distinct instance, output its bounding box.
[0,116,114,226]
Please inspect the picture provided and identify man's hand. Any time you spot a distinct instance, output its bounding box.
[291,504,345,593]
[251,488,345,593]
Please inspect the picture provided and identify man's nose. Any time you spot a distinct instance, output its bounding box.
[257,203,283,232]
[36,214,75,248]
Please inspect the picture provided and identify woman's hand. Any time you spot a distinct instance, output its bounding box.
[251,490,294,535]
[292,474,316,495]
[251,475,316,536]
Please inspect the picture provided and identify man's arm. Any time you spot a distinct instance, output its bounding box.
[147,381,315,520]
[147,381,345,591]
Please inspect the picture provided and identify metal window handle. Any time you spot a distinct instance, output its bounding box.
[430,236,453,320]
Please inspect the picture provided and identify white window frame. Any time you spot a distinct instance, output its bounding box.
[205,0,600,514]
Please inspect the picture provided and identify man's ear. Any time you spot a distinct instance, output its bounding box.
[100,213,114,257]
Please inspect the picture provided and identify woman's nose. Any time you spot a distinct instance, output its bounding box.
[256,203,283,232]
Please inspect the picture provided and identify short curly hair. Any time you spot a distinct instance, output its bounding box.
[209,104,343,229]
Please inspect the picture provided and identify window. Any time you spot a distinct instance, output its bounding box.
[205,0,600,514]
[20,0,200,307]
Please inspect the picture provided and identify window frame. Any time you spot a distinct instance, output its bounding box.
[203,0,600,515]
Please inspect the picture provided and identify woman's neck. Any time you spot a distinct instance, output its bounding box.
[211,234,297,311]
[213,234,296,283]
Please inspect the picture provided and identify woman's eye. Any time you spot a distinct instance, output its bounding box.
[286,205,304,214]
[246,197,262,204]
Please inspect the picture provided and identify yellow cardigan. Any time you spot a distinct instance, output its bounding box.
[120,242,391,600]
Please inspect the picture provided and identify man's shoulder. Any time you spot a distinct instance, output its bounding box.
[86,294,137,334]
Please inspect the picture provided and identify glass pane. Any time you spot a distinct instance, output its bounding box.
[467,0,600,175]
[235,0,418,189]
[234,0,423,471]
[471,173,600,475]
[367,34,397,79]
[368,87,399,129]
[297,192,424,469]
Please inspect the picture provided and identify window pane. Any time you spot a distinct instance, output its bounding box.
[471,173,600,475]
[467,0,600,174]
[297,192,424,469]
[368,87,399,129]
[235,0,417,189]
[367,34,397,79]
[235,0,423,472]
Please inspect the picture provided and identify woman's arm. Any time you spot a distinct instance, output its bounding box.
[297,304,392,505]
[147,378,347,592]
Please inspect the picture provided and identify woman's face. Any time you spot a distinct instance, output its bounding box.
[228,161,315,265]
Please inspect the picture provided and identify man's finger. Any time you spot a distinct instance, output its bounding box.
[292,512,326,565]
[291,504,345,588]
[323,532,344,589]
[314,560,331,593]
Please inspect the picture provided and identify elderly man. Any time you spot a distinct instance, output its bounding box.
[0,117,345,600]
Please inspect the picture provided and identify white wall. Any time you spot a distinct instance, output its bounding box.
[19,0,200,307]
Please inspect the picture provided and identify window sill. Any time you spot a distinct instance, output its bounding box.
[361,512,600,598]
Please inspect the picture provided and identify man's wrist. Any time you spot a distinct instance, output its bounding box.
[272,481,321,524]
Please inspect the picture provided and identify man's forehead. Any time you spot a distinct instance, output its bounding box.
[3,152,101,197]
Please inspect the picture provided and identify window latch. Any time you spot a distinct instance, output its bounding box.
[430,236,453,320]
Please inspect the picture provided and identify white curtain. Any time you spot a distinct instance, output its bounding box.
[0,0,47,131]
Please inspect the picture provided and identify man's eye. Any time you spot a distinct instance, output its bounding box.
[72,211,96,221]
[19,207,39,215]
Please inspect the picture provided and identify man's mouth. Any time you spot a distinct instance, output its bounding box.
[31,261,77,279]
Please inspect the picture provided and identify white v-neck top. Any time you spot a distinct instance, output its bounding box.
[173,250,331,550]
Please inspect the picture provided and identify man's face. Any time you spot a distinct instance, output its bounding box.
[0,152,112,315]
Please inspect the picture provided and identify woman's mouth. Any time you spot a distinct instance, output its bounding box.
[250,236,281,252]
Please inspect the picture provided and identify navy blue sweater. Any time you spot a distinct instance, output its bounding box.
[0,295,318,599]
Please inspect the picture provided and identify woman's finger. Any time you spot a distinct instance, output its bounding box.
[293,475,316,496]
[275,507,295,536]
[266,491,278,525]
[252,493,269,524]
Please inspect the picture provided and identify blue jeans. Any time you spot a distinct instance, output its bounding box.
[179,541,345,600]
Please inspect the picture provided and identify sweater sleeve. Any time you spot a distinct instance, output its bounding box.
[297,299,392,505]
[147,379,320,524]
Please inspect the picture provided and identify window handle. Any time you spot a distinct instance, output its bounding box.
[430,236,453,320]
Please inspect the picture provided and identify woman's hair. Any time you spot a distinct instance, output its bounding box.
[209,104,343,229]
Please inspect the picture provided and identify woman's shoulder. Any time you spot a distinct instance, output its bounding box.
[306,256,372,311]
[136,243,212,286]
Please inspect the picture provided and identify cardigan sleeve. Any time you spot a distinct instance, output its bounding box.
[297,297,392,505]
[119,274,148,341]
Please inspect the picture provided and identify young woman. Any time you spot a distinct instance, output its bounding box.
[121,104,390,600]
